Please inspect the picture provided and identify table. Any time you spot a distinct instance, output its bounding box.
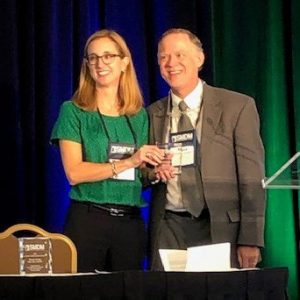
[0,268,288,300]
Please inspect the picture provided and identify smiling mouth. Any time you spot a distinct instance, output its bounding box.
[168,70,181,75]
[97,70,110,76]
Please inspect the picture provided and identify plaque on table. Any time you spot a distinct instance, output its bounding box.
[18,237,52,274]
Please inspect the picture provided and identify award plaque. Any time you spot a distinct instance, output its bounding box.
[18,237,53,274]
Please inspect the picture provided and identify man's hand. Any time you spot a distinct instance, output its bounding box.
[154,153,176,182]
[237,246,261,268]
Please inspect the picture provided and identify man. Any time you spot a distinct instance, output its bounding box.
[146,28,265,270]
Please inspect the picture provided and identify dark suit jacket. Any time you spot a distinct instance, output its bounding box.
[146,83,266,259]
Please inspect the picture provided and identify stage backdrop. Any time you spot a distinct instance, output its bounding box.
[0,0,298,298]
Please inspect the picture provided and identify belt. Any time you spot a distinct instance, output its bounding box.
[165,209,209,219]
[77,201,141,217]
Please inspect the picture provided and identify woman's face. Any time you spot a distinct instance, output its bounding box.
[86,37,128,89]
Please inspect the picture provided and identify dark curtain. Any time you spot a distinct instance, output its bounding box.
[0,0,298,298]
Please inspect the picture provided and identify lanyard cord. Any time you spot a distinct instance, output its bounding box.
[167,92,203,141]
[97,108,137,145]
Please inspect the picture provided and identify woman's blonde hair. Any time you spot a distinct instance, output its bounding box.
[72,29,143,115]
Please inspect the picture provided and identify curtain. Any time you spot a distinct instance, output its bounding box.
[0,0,298,298]
[211,0,299,298]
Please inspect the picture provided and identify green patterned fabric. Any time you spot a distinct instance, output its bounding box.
[51,101,148,207]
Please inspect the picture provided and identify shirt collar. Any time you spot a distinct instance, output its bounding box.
[171,79,203,109]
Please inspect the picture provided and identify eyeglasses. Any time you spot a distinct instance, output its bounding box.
[85,53,121,65]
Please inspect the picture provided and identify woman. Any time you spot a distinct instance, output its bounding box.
[51,29,163,272]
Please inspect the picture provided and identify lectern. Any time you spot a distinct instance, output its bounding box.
[262,152,300,189]
[262,151,299,300]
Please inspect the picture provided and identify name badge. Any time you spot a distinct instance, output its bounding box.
[108,143,135,181]
[169,130,196,167]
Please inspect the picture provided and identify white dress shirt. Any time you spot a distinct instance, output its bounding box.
[166,80,203,211]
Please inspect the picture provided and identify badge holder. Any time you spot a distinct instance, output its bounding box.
[108,142,136,181]
[156,142,195,175]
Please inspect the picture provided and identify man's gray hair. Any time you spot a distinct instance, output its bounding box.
[158,28,203,51]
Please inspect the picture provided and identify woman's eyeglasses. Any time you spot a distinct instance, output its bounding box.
[85,53,121,65]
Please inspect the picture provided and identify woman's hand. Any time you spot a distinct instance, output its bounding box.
[127,145,165,168]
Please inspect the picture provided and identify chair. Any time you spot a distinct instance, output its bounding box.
[0,223,77,274]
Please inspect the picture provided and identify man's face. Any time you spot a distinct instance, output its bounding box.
[158,33,204,98]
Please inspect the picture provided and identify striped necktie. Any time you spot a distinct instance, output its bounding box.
[177,100,204,217]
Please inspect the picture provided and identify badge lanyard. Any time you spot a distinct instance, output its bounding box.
[166,92,204,168]
[97,108,137,145]
[97,108,137,181]
[166,92,204,142]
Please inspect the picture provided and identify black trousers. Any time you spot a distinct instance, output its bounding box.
[151,209,211,271]
[64,201,146,272]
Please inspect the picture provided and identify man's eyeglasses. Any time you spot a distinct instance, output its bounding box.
[85,53,121,65]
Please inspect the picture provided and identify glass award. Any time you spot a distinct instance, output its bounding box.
[157,141,195,174]
[262,152,300,189]
[19,237,53,274]
[156,142,186,174]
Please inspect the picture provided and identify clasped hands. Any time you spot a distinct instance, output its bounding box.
[128,145,176,182]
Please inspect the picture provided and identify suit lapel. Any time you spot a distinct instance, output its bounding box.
[199,83,222,160]
[151,97,169,144]
[152,86,223,158]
